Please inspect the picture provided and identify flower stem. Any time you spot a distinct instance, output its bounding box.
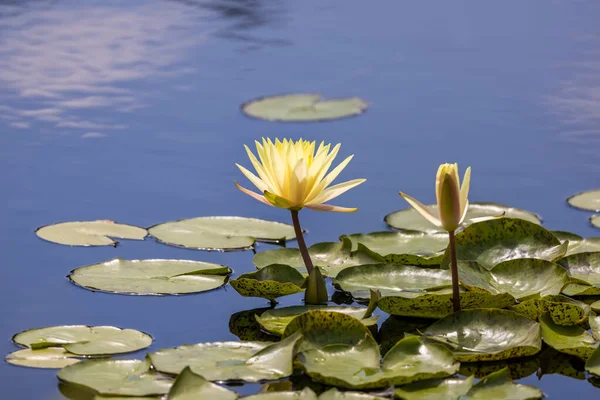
[448,230,461,312]
[290,210,313,275]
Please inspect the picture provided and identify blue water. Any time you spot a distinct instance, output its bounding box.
[2,0,600,398]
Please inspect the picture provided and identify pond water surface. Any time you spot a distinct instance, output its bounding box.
[2,0,600,398]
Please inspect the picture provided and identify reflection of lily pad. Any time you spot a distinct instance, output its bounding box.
[424,309,542,362]
[254,237,383,277]
[36,220,147,247]
[537,347,586,380]
[167,366,238,400]
[69,259,231,295]
[57,358,173,397]
[378,316,432,355]
[229,307,278,342]
[441,218,566,270]
[241,94,368,122]
[256,305,378,336]
[378,288,515,318]
[511,295,590,326]
[13,325,152,356]
[150,334,301,382]
[460,368,543,400]
[229,264,305,301]
[540,313,597,360]
[567,189,600,212]
[385,202,541,233]
[5,348,81,369]
[459,357,539,380]
[149,216,296,251]
[342,231,448,266]
[557,252,600,295]
[393,376,474,400]
[586,346,600,376]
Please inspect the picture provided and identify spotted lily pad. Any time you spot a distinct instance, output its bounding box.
[557,252,600,295]
[230,264,305,301]
[36,220,147,247]
[342,231,448,266]
[149,216,296,251]
[243,388,318,399]
[149,333,301,382]
[5,348,81,369]
[57,358,173,397]
[378,316,433,355]
[69,258,231,295]
[586,346,600,376]
[424,309,542,362]
[167,366,238,400]
[254,237,383,277]
[393,376,474,400]
[567,189,600,211]
[385,202,541,233]
[13,325,152,356]
[256,305,378,336]
[460,368,543,399]
[241,94,367,122]
[511,295,590,325]
[441,218,567,271]
[540,313,597,360]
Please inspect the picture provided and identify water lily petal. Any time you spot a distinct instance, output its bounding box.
[460,166,471,216]
[236,163,268,192]
[264,191,298,210]
[235,182,272,206]
[308,178,366,205]
[399,192,442,227]
[305,203,358,212]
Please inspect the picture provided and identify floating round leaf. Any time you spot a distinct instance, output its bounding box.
[167,366,238,400]
[591,215,600,229]
[150,333,301,382]
[229,264,305,301]
[393,376,474,400]
[557,252,600,295]
[342,231,448,266]
[540,313,597,360]
[511,295,590,326]
[36,220,147,247]
[378,316,433,355]
[254,238,383,277]
[149,216,296,251]
[5,348,81,369]
[567,189,600,211]
[319,388,387,399]
[591,300,600,313]
[241,94,367,122]
[424,309,542,362]
[460,367,543,400]
[69,259,231,295]
[243,388,318,399]
[586,346,600,376]
[553,232,600,256]
[590,315,600,341]
[256,305,378,336]
[57,358,173,397]
[384,202,541,233]
[441,218,566,271]
[13,325,152,356]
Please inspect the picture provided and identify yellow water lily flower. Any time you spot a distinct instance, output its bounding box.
[235,138,365,212]
[400,163,471,232]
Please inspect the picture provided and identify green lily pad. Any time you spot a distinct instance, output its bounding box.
[5,348,81,369]
[591,215,600,229]
[13,325,152,356]
[441,218,566,271]
[378,288,515,318]
[424,309,542,362]
[150,333,301,382]
[557,252,600,295]
[229,307,279,342]
[511,295,591,325]
[586,346,600,376]
[567,189,600,211]
[378,316,433,355]
[57,358,173,397]
[384,202,541,233]
[229,264,305,301]
[36,220,147,247]
[459,358,539,380]
[254,238,383,278]
[591,300,600,312]
[68,258,231,295]
[149,216,296,251]
[590,315,600,341]
[167,366,238,400]
[334,263,452,299]
[394,376,474,400]
[553,232,600,256]
[342,231,448,266]
[537,347,586,380]
[540,313,597,360]
[460,368,543,399]
[243,388,318,400]
[319,388,387,399]
[256,305,378,336]
[241,94,368,122]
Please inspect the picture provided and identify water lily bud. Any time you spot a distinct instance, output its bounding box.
[304,267,328,305]
[438,172,462,232]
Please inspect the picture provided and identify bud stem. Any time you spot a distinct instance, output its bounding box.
[290,210,314,275]
[448,230,461,312]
